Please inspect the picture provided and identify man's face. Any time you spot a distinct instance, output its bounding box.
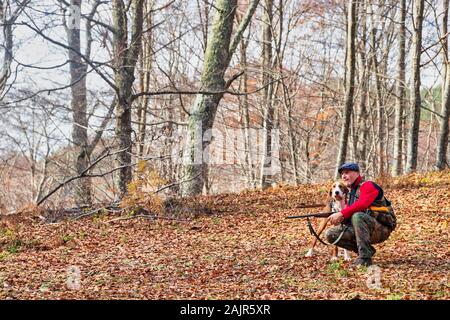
[341,170,360,187]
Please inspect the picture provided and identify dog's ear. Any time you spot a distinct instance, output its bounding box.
[342,185,349,194]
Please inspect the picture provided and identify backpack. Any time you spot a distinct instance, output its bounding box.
[350,179,397,231]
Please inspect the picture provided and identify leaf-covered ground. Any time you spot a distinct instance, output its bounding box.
[0,171,449,299]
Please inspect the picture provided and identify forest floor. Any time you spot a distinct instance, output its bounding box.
[0,171,449,300]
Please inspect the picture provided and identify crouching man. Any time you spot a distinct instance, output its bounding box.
[326,162,397,267]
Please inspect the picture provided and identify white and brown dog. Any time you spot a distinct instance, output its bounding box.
[304,181,351,261]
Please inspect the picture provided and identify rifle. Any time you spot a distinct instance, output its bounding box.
[286,206,389,219]
[286,206,390,246]
[285,212,335,219]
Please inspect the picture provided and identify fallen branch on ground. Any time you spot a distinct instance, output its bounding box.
[106,214,189,223]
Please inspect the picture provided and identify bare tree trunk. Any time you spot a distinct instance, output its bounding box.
[112,0,144,196]
[67,0,91,205]
[356,0,369,172]
[335,0,358,177]
[0,0,30,97]
[181,0,259,196]
[260,0,274,189]
[272,0,300,185]
[436,0,450,170]
[424,99,435,170]
[381,2,397,174]
[66,0,114,205]
[0,1,12,97]
[181,0,237,196]
[393,0,406,176]
[285,99,299,185]
[239,36,256,188]
[369,3,384,175]
[402,106,408,170]
[136,2,153,158]
[406,0,424,173]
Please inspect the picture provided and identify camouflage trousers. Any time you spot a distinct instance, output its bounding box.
[325,212,392,259]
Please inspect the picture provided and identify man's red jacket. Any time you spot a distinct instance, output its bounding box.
[341,175,380,219]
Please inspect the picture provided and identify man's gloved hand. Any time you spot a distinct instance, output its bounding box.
[329,212,344,225]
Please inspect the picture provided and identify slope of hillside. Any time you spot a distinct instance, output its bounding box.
[0,171,449,299]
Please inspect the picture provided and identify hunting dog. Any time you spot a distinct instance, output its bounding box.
[304,181,351,261]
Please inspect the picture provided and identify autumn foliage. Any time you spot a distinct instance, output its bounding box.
[0,170,449,299]
[120,160,166,215]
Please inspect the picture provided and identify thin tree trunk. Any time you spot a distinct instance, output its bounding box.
[436,0,450,170]
[273,0,299,185]
[239,36,256,188]
[68,0,90,205]
[62,1,116,205]
[285,101,299,185]
[424,100,435,170]
[393,0,406,176]
[406,0,424,173]
[356,0,368,172]
[369,3,384,175]
[260,0,274,189]
[137,2,153,158]
[335,0,358,177]
[0,0,30,97]
[113,0,144,196]
[0,1,12,97]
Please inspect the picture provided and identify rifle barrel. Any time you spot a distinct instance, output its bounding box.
[286,212,334,219]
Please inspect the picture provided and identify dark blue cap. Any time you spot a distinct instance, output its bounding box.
[338,162,360,174]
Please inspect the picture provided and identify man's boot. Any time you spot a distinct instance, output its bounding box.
[352,257,372,267]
